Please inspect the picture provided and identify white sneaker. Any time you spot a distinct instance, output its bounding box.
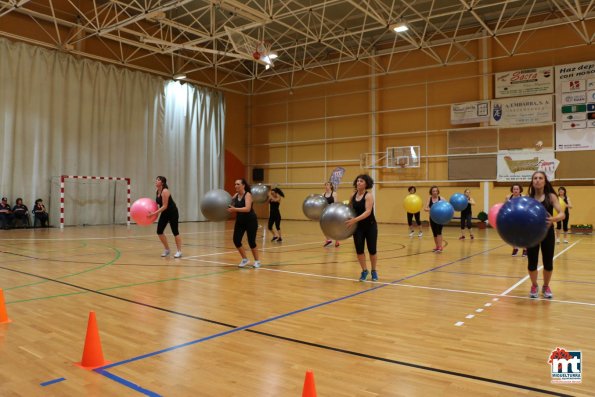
[408,231,414,237]
[174,251,182,258]
[253,260,261,268]
[556,239,560,244]
[563,239,569,244]
[161,249,170,257]
[238,258,249,268]
[418,231,423,238]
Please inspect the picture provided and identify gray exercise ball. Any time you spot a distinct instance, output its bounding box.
[319,203,357,240]
[200,189,232,221]
[302,194,328,220]
[251,184,269,204]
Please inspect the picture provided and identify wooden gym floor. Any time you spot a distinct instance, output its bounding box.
[0,220,593,396]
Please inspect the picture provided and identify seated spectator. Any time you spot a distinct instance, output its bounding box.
[33,198,49,227]
[12,198,30,227]
[0,197,13,229]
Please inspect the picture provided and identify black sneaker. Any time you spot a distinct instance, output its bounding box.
[271,236,278,242]
[277,238,283,242]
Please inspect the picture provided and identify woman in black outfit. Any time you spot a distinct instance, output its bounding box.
[268,188,283,242]
[322,181,340,247]
[424,186,445,253]
[228,178,260,268]
[459,189,475,240]
[149,176,182,258]
[406,186,423,238]
[527,171,564,299]
[345,174,378,282]
[33,198,49,227]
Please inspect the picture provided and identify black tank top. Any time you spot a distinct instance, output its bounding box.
[351,191,375,227]
[461,202,472,216]
[232,193,256,222]
[323,192,334,204]
[156,190,177,214]
[269,200,280,215]
[428,196,442,208]
[536,195,554,224]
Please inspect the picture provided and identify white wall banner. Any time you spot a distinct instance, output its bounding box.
[495,67,554,98]
[497,149,559,181]
[450,100,490,124]
[555,60,595,151]
[490,94,553,126]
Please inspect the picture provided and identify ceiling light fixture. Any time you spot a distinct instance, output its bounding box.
[392,22,409,33]
[173,73,186,80]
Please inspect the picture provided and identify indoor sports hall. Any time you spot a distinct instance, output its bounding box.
[1,1,594,396]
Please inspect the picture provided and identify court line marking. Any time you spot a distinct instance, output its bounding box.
[499,241,579,296]
[40,377,66,387]
[453,241,581,327]
[15,244,577,396]
[258,267,595,307]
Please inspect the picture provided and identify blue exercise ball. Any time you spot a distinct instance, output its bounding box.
[449,193,469,212]
[430,201,455,225]
[496,197,549,248]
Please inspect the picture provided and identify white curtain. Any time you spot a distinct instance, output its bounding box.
[0,38,224,225]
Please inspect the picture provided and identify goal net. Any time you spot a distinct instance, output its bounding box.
[51,175,131,228]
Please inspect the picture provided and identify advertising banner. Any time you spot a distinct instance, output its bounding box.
[555,61,595,151]
[450,101,490,124]
[497,149,559,181]
[495,67,554,98]
[490,94,553,126]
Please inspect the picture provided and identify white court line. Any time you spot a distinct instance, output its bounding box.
[499,241,580,296]
[182,240,323,260]
[259,266,595,307]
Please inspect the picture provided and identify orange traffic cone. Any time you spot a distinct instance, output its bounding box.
[74,311,110,370]
[302,370,317,397]
[0,289,12,324]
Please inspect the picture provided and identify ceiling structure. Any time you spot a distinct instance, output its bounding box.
[0,0,594,94]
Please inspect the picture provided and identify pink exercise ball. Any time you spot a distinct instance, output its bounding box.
[131,198,158,226]
[488,203,504,229]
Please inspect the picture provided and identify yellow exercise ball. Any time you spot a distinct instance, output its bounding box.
[403,194,422,213]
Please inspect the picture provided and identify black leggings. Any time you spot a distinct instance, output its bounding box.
[233,219,258,249]
[556,214,569,232]
[430,219,443,237]
[157,210,179,236]
[527,227,555,272]
[353,223,378,255]
[268,212,281,231]
[460,213,472,229]
[407,212,421,226]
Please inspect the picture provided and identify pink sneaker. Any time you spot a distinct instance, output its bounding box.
[542,286,553,299]
[530,284,538,298]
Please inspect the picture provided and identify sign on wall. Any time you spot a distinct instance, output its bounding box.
[555,60,595,151]
[497,149,559,181]
[450,101,490,124]
[490,94,553,126]
[495,67,554,98]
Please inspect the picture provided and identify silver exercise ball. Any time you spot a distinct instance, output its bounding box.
[319,203,357,241]
[302,194,328,220]
[200,189,232,221]
[251,184,269,204]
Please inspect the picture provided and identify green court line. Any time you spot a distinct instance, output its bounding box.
[6,268,238,304]
[5,244,121,291]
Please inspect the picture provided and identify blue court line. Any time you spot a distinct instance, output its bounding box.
[95,245,503,394]
[97,370,162,397]
[40,377,66,386]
